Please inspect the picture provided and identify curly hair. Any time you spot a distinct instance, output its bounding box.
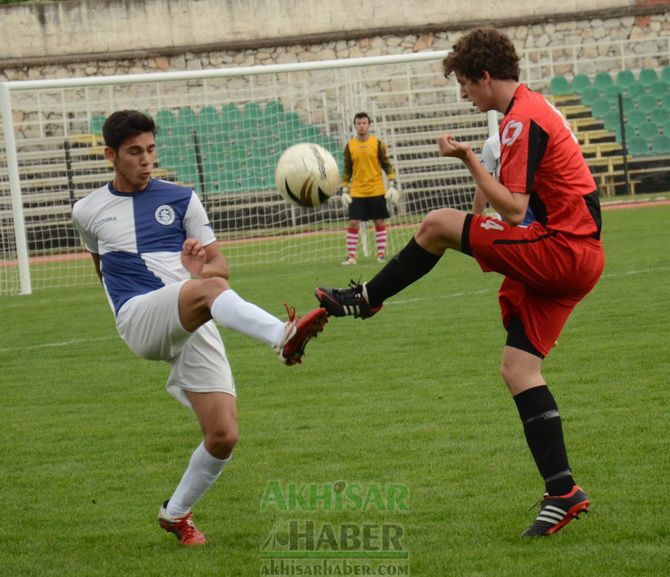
[442,27,520,82]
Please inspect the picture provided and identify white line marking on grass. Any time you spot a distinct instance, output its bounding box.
[0,335,116,354]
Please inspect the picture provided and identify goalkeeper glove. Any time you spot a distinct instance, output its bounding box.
[385,180,400,205]
[340,187,352,208]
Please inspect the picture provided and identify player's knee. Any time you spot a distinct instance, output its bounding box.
[207,425,239,456]
[417,208,461,249]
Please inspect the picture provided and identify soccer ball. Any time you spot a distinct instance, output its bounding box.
[275,143,339,208]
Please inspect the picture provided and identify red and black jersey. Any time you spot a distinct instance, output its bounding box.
[499,84,601,238]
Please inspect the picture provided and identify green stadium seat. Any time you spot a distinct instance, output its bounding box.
[639,68,658,87]
[650,80,668,98]
[639,120,658,141]
[593,71,613,92]
[626,109,646,130]
[663,118,670,135]
[155,109,176,130]
[580,86,600,106]
[90,113,106,135]
[591,97,612,118]
[626,134,650,156]
[549,75,571,95]
[283,111,302,130]
[571,74,591,94]
[662,66,670,84]
[264,100,285,117]
[603,83,622,101]
[651,107,669,127]
[603,110,621,132]
[176,107,197,128]
[625,82,646,99]
[637,93,658,114]
[650,133,670,155]
[616,69,636,89]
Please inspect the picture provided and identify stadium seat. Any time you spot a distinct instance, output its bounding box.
[90,113,106,135]
[593,71,614,92]
[155,109,176,130]
[549,75,571,95]
[571,74,591,94]
[626,135,650,156]
[662,65,670,84]
[264,100,285,118]
[625,82,646,99]
[580,86,600,106]
[176,107,197,128]
[650,80,668,98]
[591,97,613,118]
[626,109,647,130]
[651,106,669,127]
[663,118,670,136]
[603,83,622,101]
[637,93,658,114]
[603,110,622,132]
[650,133,670,155]
[616,69,636,90]
[639,68,659,87]
[638,120,658,141]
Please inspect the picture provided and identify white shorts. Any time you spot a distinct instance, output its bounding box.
[116,280,236,408]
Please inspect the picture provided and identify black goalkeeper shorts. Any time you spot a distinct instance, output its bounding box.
[348,195,390,221]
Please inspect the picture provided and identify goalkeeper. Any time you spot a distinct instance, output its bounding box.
[339,112,400,265]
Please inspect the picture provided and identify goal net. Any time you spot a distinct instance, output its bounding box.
[0,52,492,295]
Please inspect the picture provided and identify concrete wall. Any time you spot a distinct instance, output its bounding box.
[0,0,643,61]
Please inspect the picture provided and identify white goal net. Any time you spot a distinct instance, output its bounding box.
[0,52,492,295]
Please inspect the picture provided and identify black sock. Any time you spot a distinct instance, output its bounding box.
[365,237,441,307]
[513,385,576,495]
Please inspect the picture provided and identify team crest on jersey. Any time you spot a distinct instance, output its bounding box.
[502,121,523,146]
[155,205,176,225]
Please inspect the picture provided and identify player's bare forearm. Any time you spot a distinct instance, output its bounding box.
[472,186,488,215]
[90,253,103,283]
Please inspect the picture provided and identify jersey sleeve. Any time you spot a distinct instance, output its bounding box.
[341,143,352,186]
[499,116,547,194]
[377,140,396,180]
[72,202,99,254]
[184,192,217,246]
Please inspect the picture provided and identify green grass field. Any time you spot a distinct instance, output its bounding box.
[1,205,669,577]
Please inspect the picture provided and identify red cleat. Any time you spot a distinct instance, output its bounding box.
[158,502,207,547]
[276,305,328,366]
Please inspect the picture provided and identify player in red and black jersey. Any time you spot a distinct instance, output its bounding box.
[316,27,604,537]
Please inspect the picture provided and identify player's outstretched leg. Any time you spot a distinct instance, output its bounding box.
[276,306,328,365]
[158,501,207,547]
[315,281,382,319]
[522,485,590,537]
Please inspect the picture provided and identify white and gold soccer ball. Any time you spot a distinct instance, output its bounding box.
[275,143,339,208]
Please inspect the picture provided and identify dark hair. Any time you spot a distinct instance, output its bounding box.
[353,112,372,124]
[102,110,156,151]
[442,27,520,82]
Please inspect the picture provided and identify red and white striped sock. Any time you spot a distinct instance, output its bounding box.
[346,227,359,260]
[375,225,387,259]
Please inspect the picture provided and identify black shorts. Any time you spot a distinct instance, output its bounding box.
[348,196,390,221]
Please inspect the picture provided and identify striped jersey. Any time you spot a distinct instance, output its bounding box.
[341,135,395,198]
[72,179,215,315]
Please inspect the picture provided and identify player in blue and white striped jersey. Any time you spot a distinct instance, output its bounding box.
[72,110,327,547]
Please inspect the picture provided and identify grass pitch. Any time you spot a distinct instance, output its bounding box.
[1,205,669,577]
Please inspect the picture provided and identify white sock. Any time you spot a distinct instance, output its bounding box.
[210,289,285,348]
[165,442,231,518]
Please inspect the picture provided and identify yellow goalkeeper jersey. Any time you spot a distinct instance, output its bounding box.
[342,135,395,198]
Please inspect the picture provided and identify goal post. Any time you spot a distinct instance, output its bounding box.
[0,50,496,296]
